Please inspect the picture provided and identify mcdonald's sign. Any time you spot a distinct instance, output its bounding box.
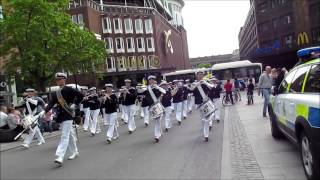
[297,32,309,46]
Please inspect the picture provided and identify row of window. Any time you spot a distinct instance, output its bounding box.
[104,37,155,53]
[102,17,153,34]
[72,13,84,25]
[258,0,288,14]
[259,14,292,33]
[106,55,160,72]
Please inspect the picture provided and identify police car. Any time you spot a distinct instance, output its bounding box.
[268,47,320,180]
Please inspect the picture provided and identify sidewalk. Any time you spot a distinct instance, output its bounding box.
[221,93,306,180]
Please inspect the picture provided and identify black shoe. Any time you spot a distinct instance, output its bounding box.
[145,123,149,127]
[124,122,128,124]
[128,131,132,134]
[189,111,192,114]
[204,137,209,142]
[106,139,111,144]
[165,128,168,132]
[178,121,181,125]
[183,117,186,120]
[155,138,159,143]
[209,126,212,131]
[217,119,220,123]
[91,133,95,136]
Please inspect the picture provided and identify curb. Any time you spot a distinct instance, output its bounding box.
[220,106,232,180]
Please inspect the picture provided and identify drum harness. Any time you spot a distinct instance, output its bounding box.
[197,84,215,122]
[148,85,164,119]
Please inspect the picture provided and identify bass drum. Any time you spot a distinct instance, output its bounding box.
[149,102,164,119]
[198,100,215,117]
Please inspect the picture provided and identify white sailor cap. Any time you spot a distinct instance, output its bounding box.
[196,69,205,75]
[137,83,143,86]
[148,75,156,80]
[89,87,96,91]
[173,80,179,83]
[105,84,113,88]
[55,72,67,79]
[121,86,126,89]
[124,79,131,83]
[179,79,184,82]
[160,81,168,86]
[25,88,36,92]
[185,79,190,82]
[210,77,218,81]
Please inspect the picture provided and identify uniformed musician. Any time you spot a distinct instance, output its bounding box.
[103,84,119,144]
[191,70,214,142]
[208,77,222,125]
[20,88,46,148]
[160,81,172,132]
[181,80,189,120]
[185,79,194,114]
[87,87,101,136]
[45,72,84,165]
[122,79,137,134]
[82,90,91,131]
[172,80,183,125]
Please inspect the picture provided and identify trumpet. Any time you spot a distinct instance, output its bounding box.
[171,86,179,96]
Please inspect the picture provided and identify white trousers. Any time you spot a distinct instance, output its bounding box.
[103,110,109,126]
[83,108,91,130]
[198,108,215,138]
[164,107,172,129]
[173,102,182,122]
[125,105,136,131]
[154,114,163,138]
[213,98,221,121]
[23,125,44,145]
[106,112,119,141]
[121,105,128,123]
[56,120,78,159]
[188,96,194,112]
[142,106,150,125]
[182,100,188,118]
[140,108,144,118]
[90,109,100,134]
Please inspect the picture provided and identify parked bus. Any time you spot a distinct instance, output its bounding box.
[210,60,262,83]
[162,68,210,82]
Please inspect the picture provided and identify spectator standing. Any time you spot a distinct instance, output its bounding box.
[224,79,234,104]
[258,66,273,117]
[247,79,255,105]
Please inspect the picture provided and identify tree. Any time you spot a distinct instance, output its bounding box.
[197,63,212,68]
[0,0,107,92]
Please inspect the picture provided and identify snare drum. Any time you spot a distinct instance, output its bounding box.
[198,100,215,117]
[150,102,164,119]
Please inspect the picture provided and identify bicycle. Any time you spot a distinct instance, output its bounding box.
[233,88,241,102]
[222,91,235,106]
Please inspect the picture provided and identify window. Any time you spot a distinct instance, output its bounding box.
[271,0,277,8]
[115,37,125,53]
[135,19,143,34]
[145,19,153,34]
[312,28,320,43]
[304,64,320,93]
[72,15,78,23]
[0,5,3,19]
[117,56,126,71]
[282,15,291,25]
[290,66,311,93]
[113,18,123,34]
[284,35,293,48]
[124,18,133,34]
[278,68,297,93]
[259,22,269,33]
[104,37,114,53]
[102,17,112,33]
[126,37,135,53]
[106,57,116,72]
[137,56,147,70]
[258,2,268,13]
[78,14,83,25]
[127,56,137,70]
[272,18,278,29]
[148,55,160,69]
[146,37,155,52]
[136,37,145,52]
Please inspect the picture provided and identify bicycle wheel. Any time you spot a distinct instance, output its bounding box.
[237,91,241,101]
[222,96,227,106]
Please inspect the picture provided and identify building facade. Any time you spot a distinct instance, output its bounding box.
[239,0,320,68]
[189,50,240,68]
[68,0,190,87]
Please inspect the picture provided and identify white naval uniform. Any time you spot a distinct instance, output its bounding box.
[56,120,78,158]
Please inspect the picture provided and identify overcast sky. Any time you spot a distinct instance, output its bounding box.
[182,0,250,58]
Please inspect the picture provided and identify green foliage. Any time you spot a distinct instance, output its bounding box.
[0,0,107,91]
[197,63,212,68]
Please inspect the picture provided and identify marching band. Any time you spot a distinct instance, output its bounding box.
[17,70,222,166]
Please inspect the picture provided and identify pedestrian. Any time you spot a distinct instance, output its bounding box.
[172,80,183,125]
[247,79,255,105]
[122,79,137,134]
[20,88,46,148]
[103,84,119,144]
[45,72,84,165]
[258,66,273,117]
[273,68,285,95]
[191,70,214,142]
[160,81,172,132]
[208,78,222,125]
[146,75,166,142]
[224,79,234,104]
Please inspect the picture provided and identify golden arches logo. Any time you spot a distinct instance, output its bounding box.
[297,32,309,45]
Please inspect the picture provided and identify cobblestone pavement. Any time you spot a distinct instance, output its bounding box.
[227,105,264,180]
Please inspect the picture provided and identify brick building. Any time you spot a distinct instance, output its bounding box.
[238,0,320,68]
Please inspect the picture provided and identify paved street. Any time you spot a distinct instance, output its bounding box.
[0,93,307,180]
[1,109,224,180]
